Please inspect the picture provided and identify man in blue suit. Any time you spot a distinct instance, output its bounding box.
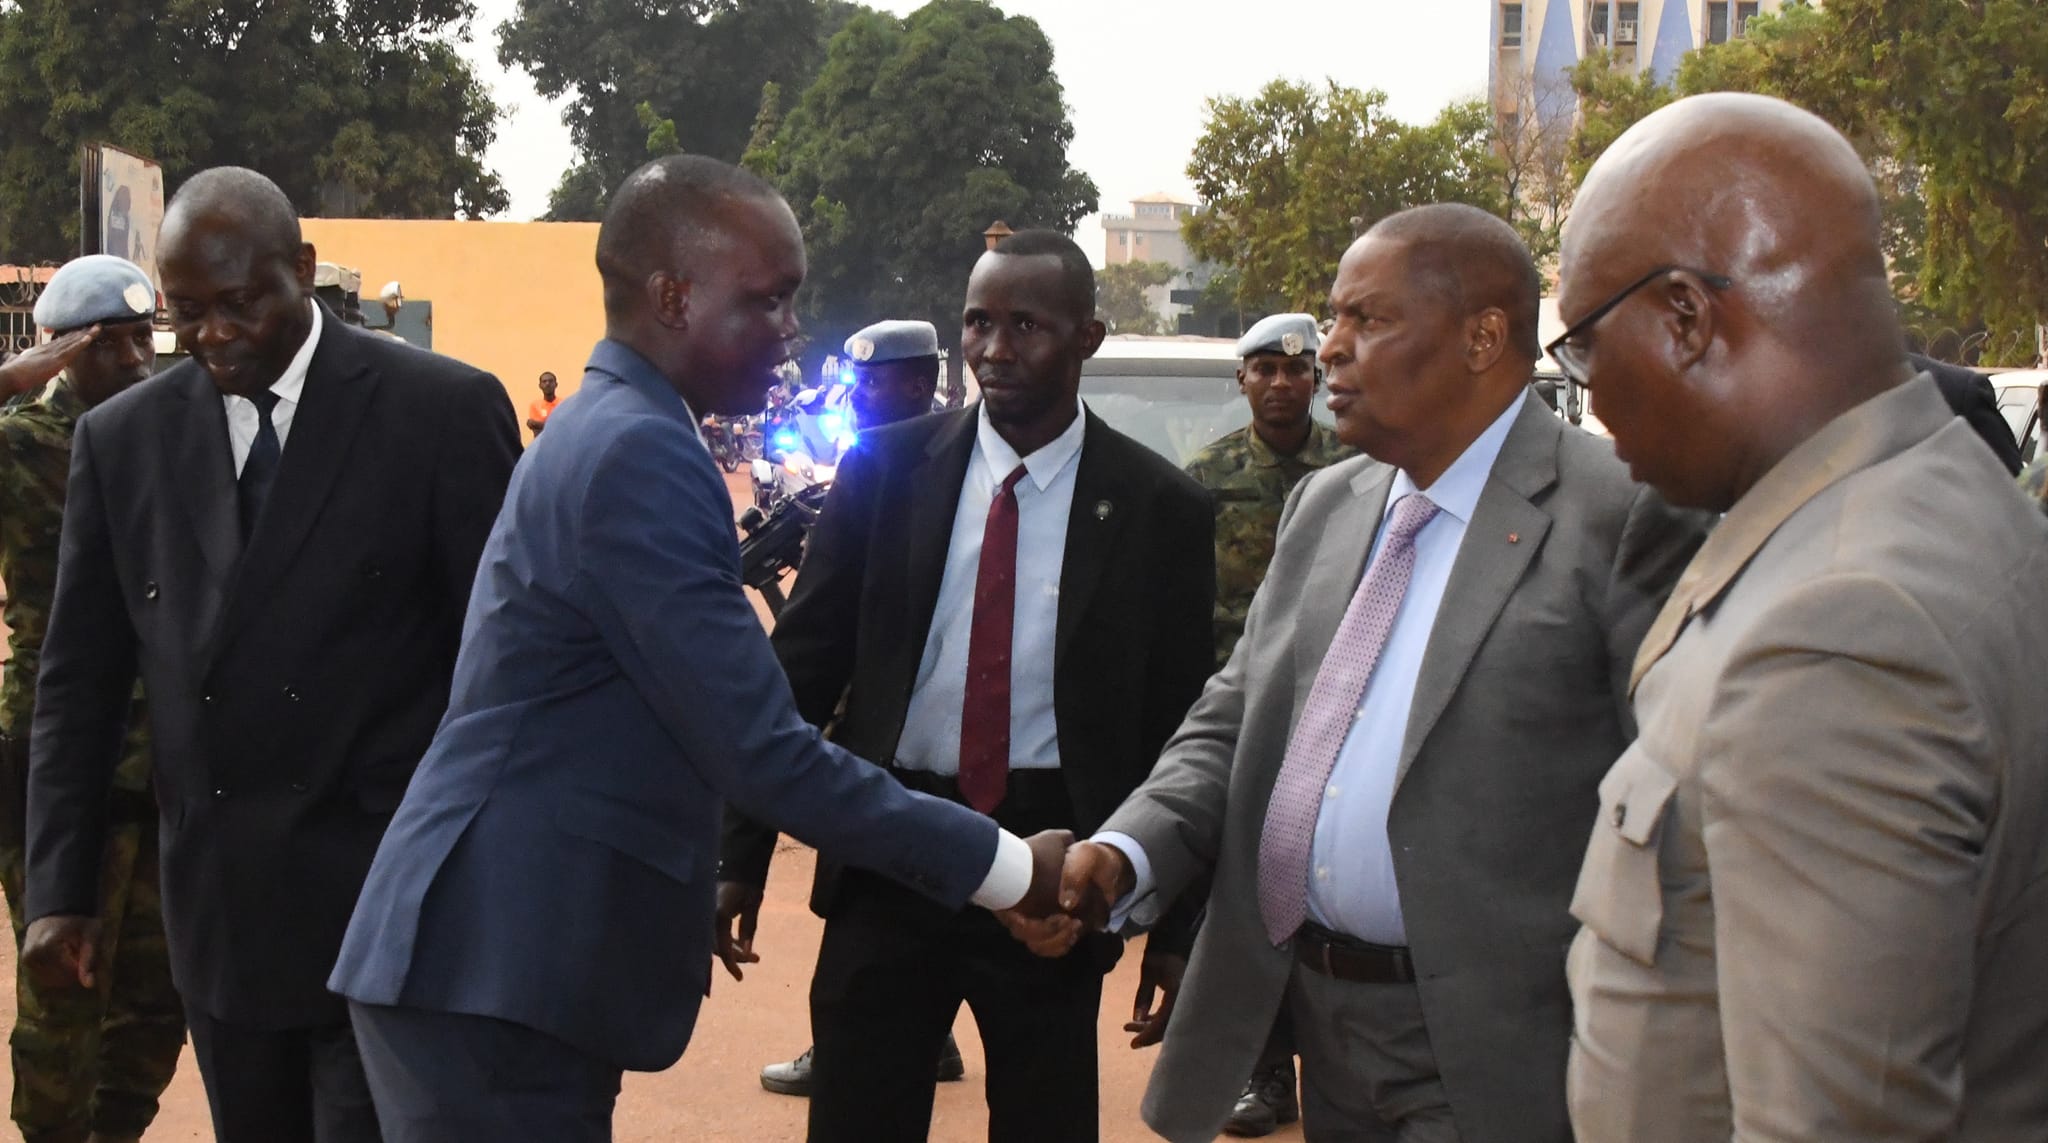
[328,156,1068,1142]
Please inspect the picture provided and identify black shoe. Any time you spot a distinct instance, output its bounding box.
[1222,1060,1300,1137]
[936,1031,966,1082]
[760,1034,968,1098]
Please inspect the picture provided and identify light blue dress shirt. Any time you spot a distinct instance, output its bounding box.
[1101,390,1528,943]
[893,401,1086,773]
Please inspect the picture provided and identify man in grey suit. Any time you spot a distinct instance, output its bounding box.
[1043,205,1710,1143]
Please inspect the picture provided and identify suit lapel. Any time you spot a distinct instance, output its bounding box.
[219,321,379,646]
[1054,412,1127,665]
[901,409,977,654]
[1294,463,1395,704]
[162,364,241,655]
[1395,398,1558,789]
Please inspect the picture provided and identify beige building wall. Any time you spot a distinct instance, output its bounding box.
[301,218,604,437]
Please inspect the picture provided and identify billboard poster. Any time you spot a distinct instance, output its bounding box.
[83,143,166,291]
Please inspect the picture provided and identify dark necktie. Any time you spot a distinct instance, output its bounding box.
[238,389,283,543]
[958,465,1029,814]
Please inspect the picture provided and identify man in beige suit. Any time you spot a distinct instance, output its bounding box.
[1559,93,2048,1142]
[1041,205,1708,1143]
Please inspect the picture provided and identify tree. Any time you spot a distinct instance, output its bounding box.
[497,0,861,221]
[1097,261,1177,336]
[1489,70,1579,266]
[749,0,1098,376]
[0,0,506,263]
[1566,1,2048,363]
[1183,80,1509,315]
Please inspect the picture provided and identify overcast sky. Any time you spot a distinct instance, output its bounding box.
[455,0,1494,260]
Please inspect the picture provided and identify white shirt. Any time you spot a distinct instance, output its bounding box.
[223,299,321,476]
[893,401,1086,773]
[1100,389,1530,942]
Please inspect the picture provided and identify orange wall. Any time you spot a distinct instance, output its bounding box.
[300,218,603,436]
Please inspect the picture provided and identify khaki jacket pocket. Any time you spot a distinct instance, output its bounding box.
[1570,742,1678,966]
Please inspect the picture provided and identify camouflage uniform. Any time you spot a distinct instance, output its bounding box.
[1184,420,1358,669]
[0,378,183,1143]
[2021,457,2048,518]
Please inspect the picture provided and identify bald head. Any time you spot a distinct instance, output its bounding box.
[164,167,302,260]
[1366,204,1543,363]
[595,155,786,322]
[1558,93,1908,510]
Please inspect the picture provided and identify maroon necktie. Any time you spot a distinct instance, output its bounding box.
[958,465,1029,813]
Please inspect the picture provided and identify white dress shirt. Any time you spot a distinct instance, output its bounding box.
[893,401,1086,773]
[223,299,321,476]
[1101,389,1529,943]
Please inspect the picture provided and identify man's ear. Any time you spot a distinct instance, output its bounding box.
[1079,317,1107,359]
[1663,274,1717,369]
[1466,308,1509,375]
[649,271,691,331]
[294,243,318,292]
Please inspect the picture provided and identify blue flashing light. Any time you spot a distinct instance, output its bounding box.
[773,429,799,452]
[818,412,845,437]
[838,367,856,386]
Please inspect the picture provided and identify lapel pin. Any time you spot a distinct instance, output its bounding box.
[1095,500,1113,520]
[1508,532,1520,544]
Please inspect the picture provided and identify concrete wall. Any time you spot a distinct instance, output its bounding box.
[300,218,603,436]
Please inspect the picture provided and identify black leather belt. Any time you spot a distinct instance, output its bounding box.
[1294,921,1417,984]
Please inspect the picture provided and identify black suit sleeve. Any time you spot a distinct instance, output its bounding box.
[1138,475,1217,959]
[719,437,882,887]
[23,415,139,922]
[1919,356,2022,475]
[431,371,521,609]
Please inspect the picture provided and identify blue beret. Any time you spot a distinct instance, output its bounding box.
[33,255,156,333]
[845,320,940,365]
[1235,312,1320,360]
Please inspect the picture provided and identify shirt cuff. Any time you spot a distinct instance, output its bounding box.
[1091,831,1156,933]
[968,829,1034,911]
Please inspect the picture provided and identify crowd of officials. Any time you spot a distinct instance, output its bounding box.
[0,91,2044,1143]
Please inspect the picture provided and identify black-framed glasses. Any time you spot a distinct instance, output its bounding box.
[1546,265,1733,386]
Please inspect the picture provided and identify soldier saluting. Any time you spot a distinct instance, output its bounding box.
[0,255,183,1143]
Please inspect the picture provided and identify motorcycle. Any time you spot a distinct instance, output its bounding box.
[702,416,744,473]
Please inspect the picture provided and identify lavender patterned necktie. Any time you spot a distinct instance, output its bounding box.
[1256,492,1440,946]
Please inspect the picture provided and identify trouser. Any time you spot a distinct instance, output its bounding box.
[349,1001,622,1143]
[1285,963,1464,1143]
[806,767,1115,1143]
[185,1008,382,1143]
[1253,1006,1297,1073]
[1,805,184,1143]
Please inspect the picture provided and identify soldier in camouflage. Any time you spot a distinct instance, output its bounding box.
[1184,313,1357,672]
[1181,312,1355,1137]
[0,256,183,1143]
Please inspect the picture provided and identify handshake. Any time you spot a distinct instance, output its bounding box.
[994,829,1137,958]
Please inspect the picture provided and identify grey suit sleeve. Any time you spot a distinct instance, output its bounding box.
[1098,475,1316,924]
[1602,484,1711,732]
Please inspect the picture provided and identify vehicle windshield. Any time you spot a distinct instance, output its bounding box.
[1079,356,1336,467]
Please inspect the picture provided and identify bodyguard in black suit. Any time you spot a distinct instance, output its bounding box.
[20,168,519,1142]
[1910,352,2023,474]
[718,231,1215,1142]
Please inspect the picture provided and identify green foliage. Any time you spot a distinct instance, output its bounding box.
[1184,80,1509,315]
[1097,261,1177,336]
[0,0,506,262]
[753,0,1098,363]
[1565,1,2048,364]
[499,0,860,222]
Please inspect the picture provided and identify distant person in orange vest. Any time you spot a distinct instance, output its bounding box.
[527,372,560,435]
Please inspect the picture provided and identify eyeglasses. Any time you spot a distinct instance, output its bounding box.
[1545,265,1733,386]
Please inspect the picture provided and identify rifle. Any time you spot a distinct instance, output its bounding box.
[736,482,830,617]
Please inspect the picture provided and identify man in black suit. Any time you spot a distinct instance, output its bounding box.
[20,168,519,1143]
[1911,352,2023,474]
[717,230,1216,1143]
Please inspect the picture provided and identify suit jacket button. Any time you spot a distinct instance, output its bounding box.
[290,781,308,793]
[201,693,214,705]
[143,582,159,600]
[213,787,228,799]
[284,687,300,702]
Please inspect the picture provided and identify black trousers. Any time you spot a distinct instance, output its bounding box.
[349,1002,621,1143]
[807,769,1115,1143]
[184,1008,381,1143]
